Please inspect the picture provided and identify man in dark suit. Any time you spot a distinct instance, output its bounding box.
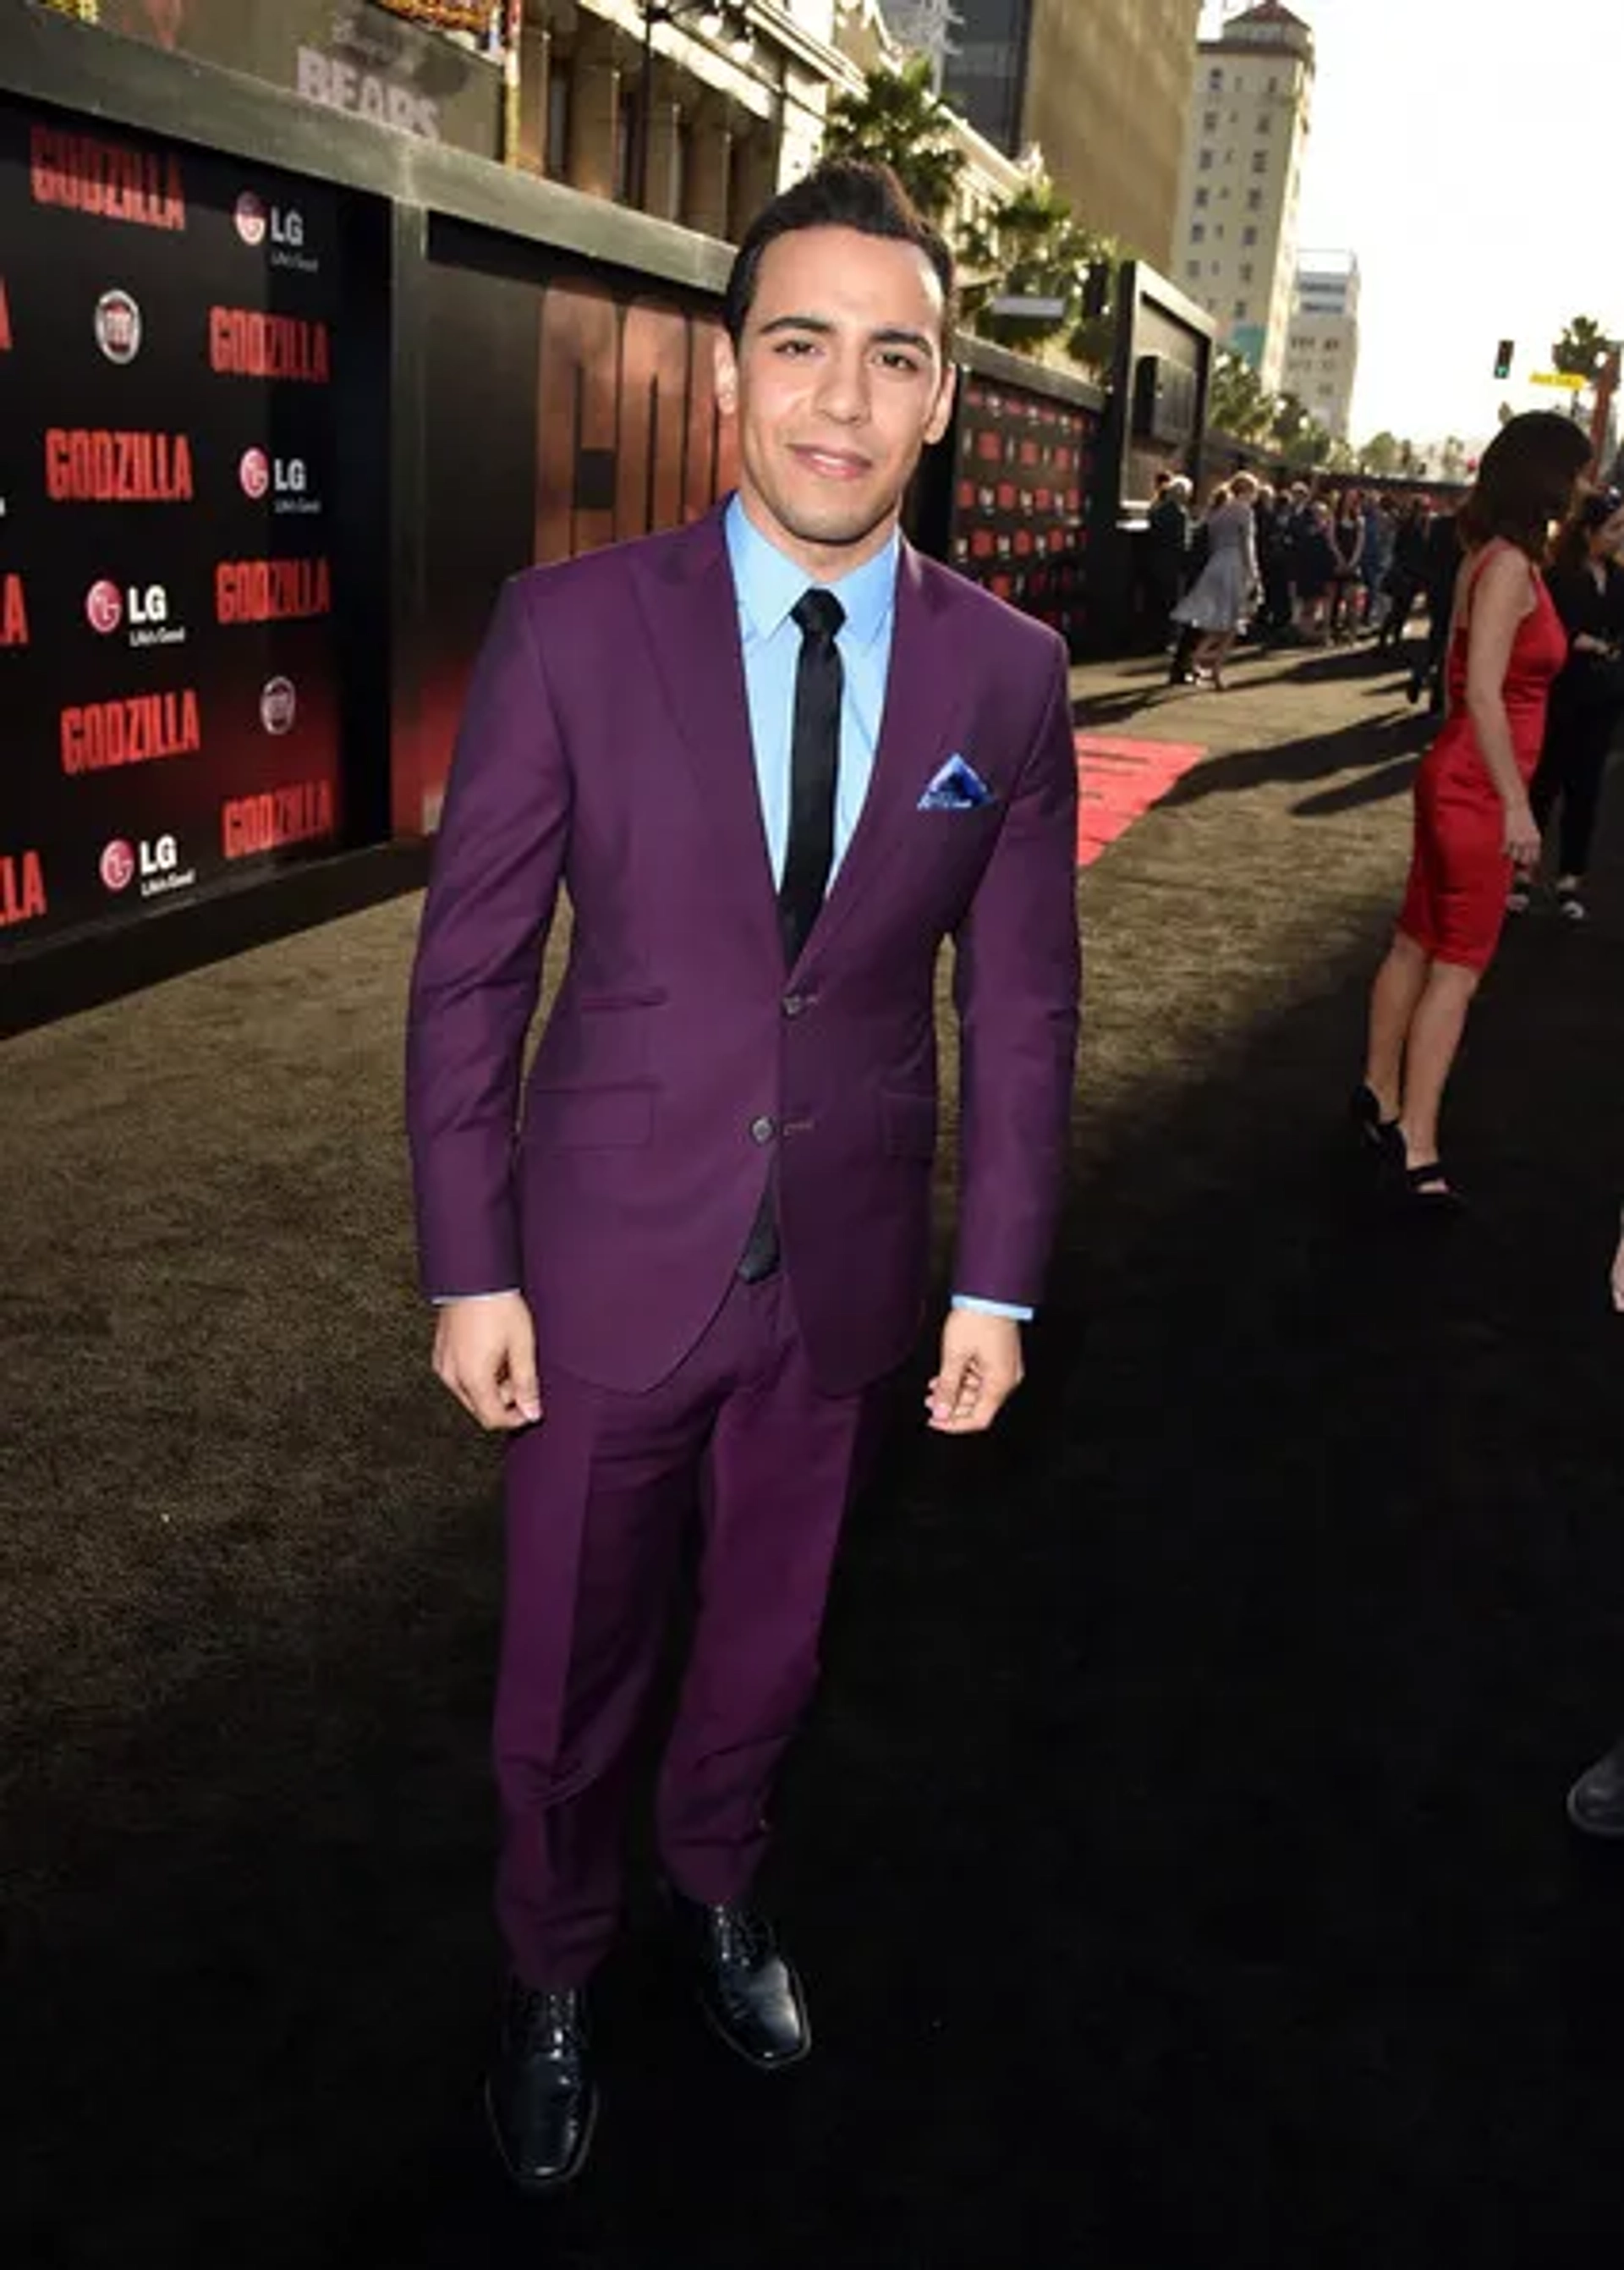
[405,160,1081,2190]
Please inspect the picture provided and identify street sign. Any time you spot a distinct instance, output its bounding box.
[986,296,1068,321]
[1529,371,1588,390]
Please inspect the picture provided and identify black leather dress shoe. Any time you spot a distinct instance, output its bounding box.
[1567,1736,1624,1838]
[484,1980,596,2192]
[669,1893,811,2069]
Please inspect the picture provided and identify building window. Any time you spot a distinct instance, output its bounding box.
[1257,113,1271,134]
[1267,75,1279,92]
[544,58,572,179]
[1188,261,1201,281]
[674,117,693,223]
[1240,262,1254,283]
[1251,151,1267,174]
[614,83,639,202]
[1195,186,1209,207]
[1199,148,1213,171]
[1208,67,1223,90]
[1247,189,1262,210]
[1191,222,1205,242]
[1203,109,1218,131]
[1243,224,1258,245]
[1234,300,1248,320]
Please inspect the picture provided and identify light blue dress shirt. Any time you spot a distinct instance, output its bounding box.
[725,496,1030,1326]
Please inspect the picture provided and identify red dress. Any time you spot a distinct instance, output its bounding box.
[1398,542,1567,970]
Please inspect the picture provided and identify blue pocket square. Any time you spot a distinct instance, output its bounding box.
[918,754,996,811]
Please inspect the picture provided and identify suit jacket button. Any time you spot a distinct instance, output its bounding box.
[749,1114,776,1145]
[782,992,808,1019]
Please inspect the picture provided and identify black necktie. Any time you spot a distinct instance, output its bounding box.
[737,587,845,1284]
[777,587,845,967]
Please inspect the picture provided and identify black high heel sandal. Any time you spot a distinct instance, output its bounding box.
[1402,1160,1462,1210]
[1349,1083,1402,1161]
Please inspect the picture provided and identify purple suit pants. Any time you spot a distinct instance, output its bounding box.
[493,1272,876,1987]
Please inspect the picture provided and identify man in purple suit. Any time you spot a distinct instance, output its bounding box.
[405,160,1080,2191]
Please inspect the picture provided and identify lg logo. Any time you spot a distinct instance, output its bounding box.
[234,190,314,268]
[239,448,312,503]
[100,834,193,899]
[85,580,170,635]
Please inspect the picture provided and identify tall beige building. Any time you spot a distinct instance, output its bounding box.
[941,0,1204,270]
[1280,252,1360,439]
[1172,0,1314,393]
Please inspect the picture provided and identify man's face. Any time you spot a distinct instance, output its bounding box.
[716,224,956,575]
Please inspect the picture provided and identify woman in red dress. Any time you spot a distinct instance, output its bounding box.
[1356,413,1593,1202]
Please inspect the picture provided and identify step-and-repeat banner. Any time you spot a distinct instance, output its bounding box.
[0,95,343,952]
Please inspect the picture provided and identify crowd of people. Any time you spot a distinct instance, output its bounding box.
[1146,467,1466,680]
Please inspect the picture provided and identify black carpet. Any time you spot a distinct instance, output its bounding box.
[5,639,1624,2267]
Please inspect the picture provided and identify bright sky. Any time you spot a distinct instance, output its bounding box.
[1198,0,1620,446]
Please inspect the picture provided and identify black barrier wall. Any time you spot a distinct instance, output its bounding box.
[0,95,354,948]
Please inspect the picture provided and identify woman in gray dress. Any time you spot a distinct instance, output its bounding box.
[1171,471,1260,689]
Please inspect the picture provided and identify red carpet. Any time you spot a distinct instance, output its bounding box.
[1075,731,1205,866]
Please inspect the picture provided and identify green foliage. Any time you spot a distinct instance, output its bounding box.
[821,59,964,222]
[957,176,1121,371]
[1205,349,1274,442]
[1553,315,1614,382]
[1359,431,1399,476]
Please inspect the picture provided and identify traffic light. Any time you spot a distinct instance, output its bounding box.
[1494,339,1514,380]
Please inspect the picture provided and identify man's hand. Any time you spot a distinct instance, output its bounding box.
[432,1292,543,1431]
[925,1310,1024,1435]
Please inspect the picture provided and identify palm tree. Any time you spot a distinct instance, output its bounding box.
[820,59,964,223]
[958,176,1120,373]
[1553,315,1614,383]
[1205,349,1273,442]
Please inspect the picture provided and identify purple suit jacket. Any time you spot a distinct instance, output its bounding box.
[405,506,1080,1396]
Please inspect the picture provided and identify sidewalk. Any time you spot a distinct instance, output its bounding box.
[4,630,1624,2268]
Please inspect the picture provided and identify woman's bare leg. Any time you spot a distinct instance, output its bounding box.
[1397,959,1482,1173]
[1363,930,1429,1122]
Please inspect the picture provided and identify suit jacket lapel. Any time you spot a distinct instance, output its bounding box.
[801,538,957,972]
[631,508,782,961]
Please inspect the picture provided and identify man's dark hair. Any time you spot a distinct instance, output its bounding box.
[721,160,957,351]
[1457,410,1594,561]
